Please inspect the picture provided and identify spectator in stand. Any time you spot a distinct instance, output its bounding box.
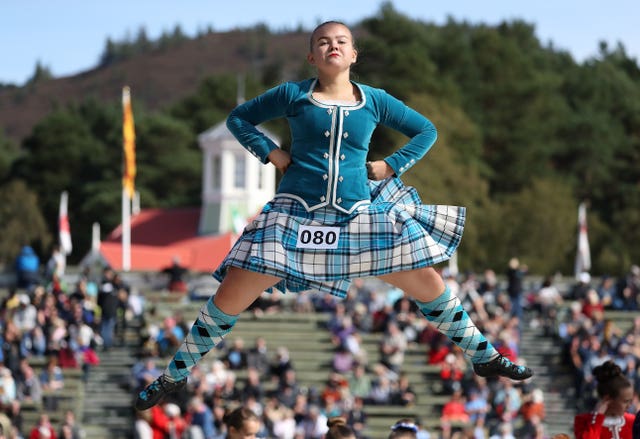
[15,246,40,291]
[348,363,372,401]
[391,373,416,407]
[97,268,119,351]
[533,276,563,336]
[185,395,217,439]
[569,272,592,302]
[493,377,522,424]
[439,389,470,438]
[519,388,545,438]
[155,317,185,357]
[614,265,640,311]
[161,256,188,294]
[28,413,57,439]
[506,257,526,323]
[298,405,329,439]
[39,356,64,411]
[17,360,42,405]
[246,336,270,378]
[379,321,407,373]
[241,367,264,402]
[574,361,634,438]
[346,396,368,439]
[57,410,83,439]
[224,337,248,370]
[270,346,293,384]
[45,245,66,283]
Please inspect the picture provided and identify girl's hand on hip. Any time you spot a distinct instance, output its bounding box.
[366,160,394,180]
[268,149,292,174]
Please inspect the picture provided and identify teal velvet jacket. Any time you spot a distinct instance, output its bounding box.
[226,78,437,214]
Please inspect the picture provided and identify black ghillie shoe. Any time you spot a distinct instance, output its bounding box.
[473,354,533,380]
[135,375,187,411]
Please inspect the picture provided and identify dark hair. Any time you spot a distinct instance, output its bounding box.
[223,406,259,431]
[309,21,355,51]
[593,360,631,399]
[326,417,355,439]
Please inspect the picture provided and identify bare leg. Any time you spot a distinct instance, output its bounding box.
[214,267,282,314]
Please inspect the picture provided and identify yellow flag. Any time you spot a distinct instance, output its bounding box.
[122,86,136,199]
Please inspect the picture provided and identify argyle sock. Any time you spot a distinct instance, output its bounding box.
[164,297,238,381]
[414,285,498,364]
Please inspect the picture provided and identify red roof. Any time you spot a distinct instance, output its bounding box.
[100,207,235,272]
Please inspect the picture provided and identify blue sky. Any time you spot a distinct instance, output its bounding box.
[1,0,638,85]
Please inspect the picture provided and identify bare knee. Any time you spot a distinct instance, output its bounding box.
[213,268,280,315]
[379,267,444,302]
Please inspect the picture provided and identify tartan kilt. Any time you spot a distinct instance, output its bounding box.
[213,177,465,298]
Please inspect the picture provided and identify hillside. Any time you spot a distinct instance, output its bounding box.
[0,29,309,144]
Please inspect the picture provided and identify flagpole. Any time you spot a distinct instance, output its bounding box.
[122,86,136,272]
[122,188,131,271]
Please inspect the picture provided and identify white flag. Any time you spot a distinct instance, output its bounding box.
[59,191,72,255]
[574,202,591,278]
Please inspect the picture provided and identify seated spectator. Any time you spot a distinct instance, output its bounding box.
[390,373,417,407]
[224,337,248,371]
[17,360,42,404]
[247,336,270,378]
[155,317,185,357]
[439,389,470,439]
[58,410,84,439]
[346,396,368,438]
[28,413,57,439]
[277,368,301,407]
[161,256,188,294]
[241,367,265,402]
[464,389,488,431]
[270,346,293,383]
[348,363,372,401]
[332,344,355,374]
[185,395,217,439]
[39,356,64,411]
[493,378,522,423]
[379,321,407,373]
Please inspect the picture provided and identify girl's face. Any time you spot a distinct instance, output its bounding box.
[608,386,634,416]
[229,419,260,439]
[307,23,357,74]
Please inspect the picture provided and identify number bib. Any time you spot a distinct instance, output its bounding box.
[296,225,340,249]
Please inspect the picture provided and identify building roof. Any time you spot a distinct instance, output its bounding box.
[99,207,235,273]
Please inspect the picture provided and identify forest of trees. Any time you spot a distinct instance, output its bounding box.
[1,4,638,276]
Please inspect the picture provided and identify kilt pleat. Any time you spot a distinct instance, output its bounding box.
[213,177,465,297]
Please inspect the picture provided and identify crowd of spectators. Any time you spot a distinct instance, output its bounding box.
[0,252,136,438]
[4,248,639,438]
[551,265,640,413]
[131,262,585,439]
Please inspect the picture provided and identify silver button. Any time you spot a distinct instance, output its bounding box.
[336,197,342,203]
[340,154,345,160]
[327,109,333,115]
[323,152,329,159]
[400,166,405,172]
[338,176,344,182]
[344,110,349,116]
[343,132,349,139]
[324,130,330,137]
[322,174,328,180]
[320,196,326,202]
